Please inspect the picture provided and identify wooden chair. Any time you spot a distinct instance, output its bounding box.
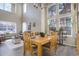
[50,35,58,50]
[23,32,37,56]
[76,33,79,55]
[51,32,58,49]
[50,31,58,36]
[31,32,36,36]
[43,32,58,55]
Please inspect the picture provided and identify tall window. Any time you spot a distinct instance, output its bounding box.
[0,21,16,34]
[60,17,72,35]
[0,3,11,12]
[48,5,56,17]
[48,4,72,36]
[22,22,28,32]
[59,3,71,14]
[48,18,57,31]
[23,4,27,13]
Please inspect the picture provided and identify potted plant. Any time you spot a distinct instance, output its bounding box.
[40,32,45,37]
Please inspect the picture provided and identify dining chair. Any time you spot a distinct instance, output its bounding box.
[23,32,37,56]
[51,32,58,49]
[50,31,58,36]
[43,32,58,55]
[44,32,58,48]
[76,33,79,55]
[31,32,36,36]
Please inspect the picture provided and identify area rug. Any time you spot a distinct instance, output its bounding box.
[5,39,23,49]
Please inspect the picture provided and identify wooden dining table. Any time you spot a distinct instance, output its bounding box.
[31,36,51,56]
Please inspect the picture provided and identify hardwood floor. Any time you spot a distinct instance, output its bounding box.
[55,45,76,56]
[42,45,77,56]
[0,39,77,56]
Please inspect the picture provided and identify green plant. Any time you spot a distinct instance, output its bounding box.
[40,32,45,37]
[5,32,10,35]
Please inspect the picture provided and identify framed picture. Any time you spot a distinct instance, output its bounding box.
[33,22,36,27]
[28,22,31,30]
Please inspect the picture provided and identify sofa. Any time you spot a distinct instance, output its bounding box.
[0,34,5,43]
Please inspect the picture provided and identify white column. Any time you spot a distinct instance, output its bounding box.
[15,3,23,33]
[75,4,78,33]
[40,4,45,33]
[71,3,77,46]
[56,4,60,31]
[71,4,77,34]
[45,6,49,34]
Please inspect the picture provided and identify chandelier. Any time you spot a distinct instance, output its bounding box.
[33,3,43,9]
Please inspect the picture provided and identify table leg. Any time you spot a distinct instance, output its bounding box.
[23,43,25,56]
[38,45,42,56]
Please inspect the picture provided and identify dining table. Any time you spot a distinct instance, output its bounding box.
[31,35,52,56]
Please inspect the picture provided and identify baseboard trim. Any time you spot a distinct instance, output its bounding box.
[58,43,76,48]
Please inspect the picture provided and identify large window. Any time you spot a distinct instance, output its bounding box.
[0,21,16,34]
[48,18,57,31]
[23,4,27,13]
[59,3,71,14]
[60,17,72,35]
[0,3,11,12]
[48,5,57,31]
[48,5,56,17]
[48,3,72,36]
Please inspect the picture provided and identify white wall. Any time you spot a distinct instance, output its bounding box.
[23,3,41,32]
[77,4,79,34]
